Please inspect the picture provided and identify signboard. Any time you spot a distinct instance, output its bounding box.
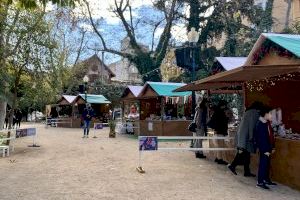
[139,137,158,151]
[94,123,103,129]
[16,128,36,138]
[148,122,153,131]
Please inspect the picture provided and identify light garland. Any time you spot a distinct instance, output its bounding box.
[246,73,297,92]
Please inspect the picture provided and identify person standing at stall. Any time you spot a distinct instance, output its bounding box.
[193,98,208,159]
[208,100,230,165]
[255,106,277,189]
[228,101,263,177]
[82,103,94,138]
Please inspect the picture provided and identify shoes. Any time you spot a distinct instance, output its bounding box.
[196,153,206,159]
[264,181,277,185]
[82,136,86,138]
[228,165,237,175]
[215,158,228,165]
[244,173,256,177]
[256,183,270,190]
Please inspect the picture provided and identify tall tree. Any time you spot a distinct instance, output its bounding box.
[83,0,184,82]
[0,0,78,129]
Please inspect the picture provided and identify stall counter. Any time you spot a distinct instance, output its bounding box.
[139,120,193,136]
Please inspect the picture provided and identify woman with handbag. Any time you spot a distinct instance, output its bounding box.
[193,98,208,159]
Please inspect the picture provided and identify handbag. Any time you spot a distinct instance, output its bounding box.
[188,122,197,132]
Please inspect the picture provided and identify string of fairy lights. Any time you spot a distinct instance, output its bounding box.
[246,73,297,92]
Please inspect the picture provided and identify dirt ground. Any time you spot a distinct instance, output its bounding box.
[0,123,299,200]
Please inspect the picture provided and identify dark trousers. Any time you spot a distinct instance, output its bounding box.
[257,153,270,184]
[231,150,251,174]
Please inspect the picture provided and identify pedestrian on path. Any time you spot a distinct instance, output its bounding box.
[82,103,94,138]
[228,101,263,177]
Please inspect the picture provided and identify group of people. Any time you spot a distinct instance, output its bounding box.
[192,99,277,190]
[4,109,22,129]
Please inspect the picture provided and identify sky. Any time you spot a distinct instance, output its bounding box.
[48,0,189,65]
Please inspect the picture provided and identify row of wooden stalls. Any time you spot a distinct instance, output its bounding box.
[175,33,300,190]
[46,94,111,128]
[119,82,193,136]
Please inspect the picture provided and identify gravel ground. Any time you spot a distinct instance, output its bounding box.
[0,123,299,200]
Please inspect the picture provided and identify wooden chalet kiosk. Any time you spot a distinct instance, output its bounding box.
[175,33,300,190]
[48,94,111,128]
[137,82,192,136]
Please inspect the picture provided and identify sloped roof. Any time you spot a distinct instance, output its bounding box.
[128,86,143,97]
[57,95,77,105]
[246,33,300,65]
[76,54,115,77]
[215,57,247,71]
[78,94,111,104]
[139,82,191,97]
[62,95,76,104]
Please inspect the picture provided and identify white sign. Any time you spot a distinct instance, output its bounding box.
[148,122,153,131]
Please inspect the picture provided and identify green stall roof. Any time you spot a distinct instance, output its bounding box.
[146,82,192,97]
[79,94,111,104]
[265,34,300,58]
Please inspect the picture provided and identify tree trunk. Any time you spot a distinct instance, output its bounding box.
[0,101,6,129]
[285,0,292,29]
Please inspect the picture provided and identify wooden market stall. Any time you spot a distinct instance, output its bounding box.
[120,85,143,135]
[137,82,193,136]
[175,33,300,190]
[53,94,111,128]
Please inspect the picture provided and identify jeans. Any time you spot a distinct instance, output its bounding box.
[230,150,251,174]
[83,120,91,136]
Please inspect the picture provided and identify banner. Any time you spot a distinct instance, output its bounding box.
[139,137,158,151]
[94,123,103,129]
[16,128,36,138]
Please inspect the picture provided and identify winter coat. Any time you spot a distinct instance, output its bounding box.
[235,109,259,153]
[194,106,207,129]
[210,107,228,136]
[255,118,273,154]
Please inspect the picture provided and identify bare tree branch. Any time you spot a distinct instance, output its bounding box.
[74,29,87,65]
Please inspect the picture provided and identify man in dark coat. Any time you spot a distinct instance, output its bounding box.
[255,106,277,190]
[228,101,263,177]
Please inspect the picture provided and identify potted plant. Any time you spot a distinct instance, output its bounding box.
[108,120,116,138]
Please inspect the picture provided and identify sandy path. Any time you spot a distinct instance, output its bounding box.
[0,123,299,200]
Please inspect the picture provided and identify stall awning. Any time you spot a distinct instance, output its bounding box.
[139,82,192,98]
[174,64,300,92]
[78,94,111,104]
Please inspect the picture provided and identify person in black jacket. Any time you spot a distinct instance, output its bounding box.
[255,106,277,190]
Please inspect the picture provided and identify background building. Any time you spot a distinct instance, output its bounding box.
[108,37,145,84]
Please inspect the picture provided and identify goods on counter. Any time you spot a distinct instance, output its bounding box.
[277,133,300,140]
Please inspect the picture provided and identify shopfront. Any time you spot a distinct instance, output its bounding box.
[175,33,300,190]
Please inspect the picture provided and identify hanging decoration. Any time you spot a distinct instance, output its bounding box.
[246,73,297,92]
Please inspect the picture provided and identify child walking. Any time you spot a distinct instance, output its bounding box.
[255,106,277,190]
